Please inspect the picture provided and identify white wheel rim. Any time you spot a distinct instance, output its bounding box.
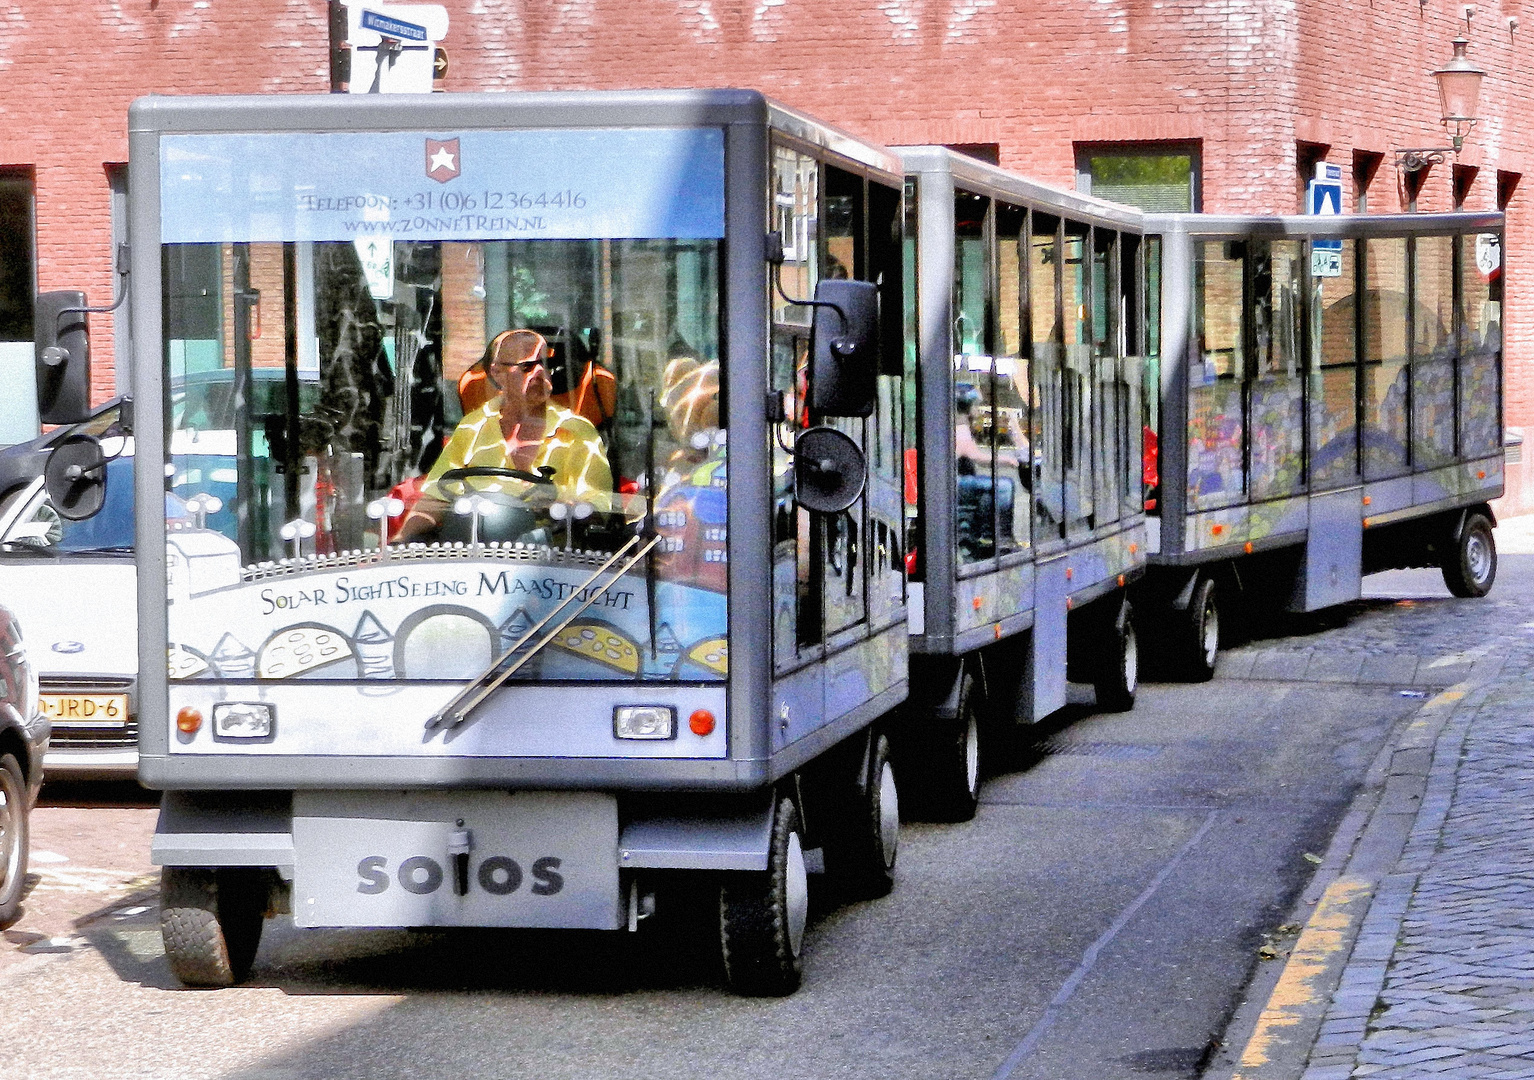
[0,769,19,897]
[877,760,900,866]
[1123,624,1139,694]
[1467,533,1492,583]
[963,717,980,798]
[785,830,808,957]
[1202,599,1219,668]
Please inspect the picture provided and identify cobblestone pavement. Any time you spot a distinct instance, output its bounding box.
[1215,527,1534,1079]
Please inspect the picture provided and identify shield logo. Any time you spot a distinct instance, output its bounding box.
[425,137,460,184]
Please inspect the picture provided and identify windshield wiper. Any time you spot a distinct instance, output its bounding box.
[426,533,662,734]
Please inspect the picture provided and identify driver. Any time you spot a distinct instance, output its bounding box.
[396,328,612,540]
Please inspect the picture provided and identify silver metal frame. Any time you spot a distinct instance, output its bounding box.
[129,90,906,794]
[1146,210,1505,571]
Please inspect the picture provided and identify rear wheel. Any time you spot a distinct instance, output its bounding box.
[720,797,808,997]
[1093,599,1138,712]
[161,867,267,988]
[1179,578,1220,682]
[0,753,29,929]
[1443,513,1497,598]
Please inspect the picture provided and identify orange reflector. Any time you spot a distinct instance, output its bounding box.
[994,624,1002,640]
[689,709,716,736]
[1212,524,1224,536]
[972,597,982,611]
[1065,567,1074,580]
[176,706,203,734]
[1129,543,1138,554]
[1244,542,1254,554]
[1065,596,1073,610]
[1362,495,1371,506]
[1478,470,1486,479]
[1117,574,1125,587]
[1363,517,1372,527]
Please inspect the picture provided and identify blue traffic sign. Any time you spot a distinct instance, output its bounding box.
[1308,180,1342,217]
[360,9,428,41]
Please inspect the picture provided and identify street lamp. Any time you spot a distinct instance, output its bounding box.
[1395,37,1487,172]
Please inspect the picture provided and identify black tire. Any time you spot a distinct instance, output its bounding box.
[823,731,902,893]
[1093,599,1139,712]
[161,867,267,988]
[920,677,983,823]
[720,797,808,996]
[1443,513,1497,598]
[1178,577,1220,682]
[0,753,29,929]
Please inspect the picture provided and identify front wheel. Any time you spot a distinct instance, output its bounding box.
[1177,578,1220,682]
[1443,512,1497,598]
[1094,599,1139,712]
[720,797,808,996]
[0,753,29,929]
[161,867,267,988]
[823,732,901,894]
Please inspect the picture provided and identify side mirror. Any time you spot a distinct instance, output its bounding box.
[35,291,92,425]
[794,425,867,514]
[809,279,878,417]
[43,433,109,521]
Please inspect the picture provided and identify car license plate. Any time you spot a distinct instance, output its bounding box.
[292,790,620,930]
[40,693,129,727]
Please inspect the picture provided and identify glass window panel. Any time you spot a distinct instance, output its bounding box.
[166,233,723,685]
[995,202,1029,557]
[1088,152,1195,213]
[1063,221,1094,535]
[1092,229,1122,526]
[1310,240,1359,488]
[1120,234,1144,521]
[1362,238,1410,479]
[1459,233,1503,459]
[1413,234,1455,469]
[821,168,867,637]
[1143,236,1162,514]
[1031,214,1064,544]
[902,178,922,583]
[1249,240,1305,500]
[1189,241,1245,510]
[953,192,995,564]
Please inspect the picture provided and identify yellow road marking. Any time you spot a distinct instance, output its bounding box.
[1232,876,1373,1076]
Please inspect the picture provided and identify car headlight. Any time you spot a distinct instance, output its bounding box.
[211,702,275,740]
[613,705,675,740]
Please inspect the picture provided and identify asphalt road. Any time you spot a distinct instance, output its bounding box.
[4,558,1523,1080]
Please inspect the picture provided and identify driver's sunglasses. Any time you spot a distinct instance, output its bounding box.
[490,357,545,373]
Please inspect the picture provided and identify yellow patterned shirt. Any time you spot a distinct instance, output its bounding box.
[423,400,613,510]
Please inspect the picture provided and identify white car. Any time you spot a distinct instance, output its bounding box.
[0,456,139,778]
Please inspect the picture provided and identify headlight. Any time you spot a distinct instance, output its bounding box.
[613,705,675,740]
[211,702,275,740]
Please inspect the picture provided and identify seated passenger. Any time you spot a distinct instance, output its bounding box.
[397,329,612,541]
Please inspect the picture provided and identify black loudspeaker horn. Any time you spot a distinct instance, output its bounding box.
[43,433,109,521]
[794,425,867,514]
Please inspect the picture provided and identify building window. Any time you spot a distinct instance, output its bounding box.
[946,143,1000,166]
[0,168,36,446]
[1075,143,1200,213]
[0,169,34,344]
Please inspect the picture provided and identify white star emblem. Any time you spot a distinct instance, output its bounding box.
[429,146,456,175]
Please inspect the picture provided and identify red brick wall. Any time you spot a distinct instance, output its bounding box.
[5,1,1532,506]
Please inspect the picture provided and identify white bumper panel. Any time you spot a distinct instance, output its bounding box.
[292,790,621,930]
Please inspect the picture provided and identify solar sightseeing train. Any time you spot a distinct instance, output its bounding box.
[26,90,1500,995]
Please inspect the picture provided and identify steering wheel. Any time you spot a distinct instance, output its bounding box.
[435,465,556,500]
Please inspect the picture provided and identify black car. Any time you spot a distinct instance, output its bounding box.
[0,603,48,927]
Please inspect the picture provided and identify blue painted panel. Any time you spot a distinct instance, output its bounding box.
[160,128,726,243]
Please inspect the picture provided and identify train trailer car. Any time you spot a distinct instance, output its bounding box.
[894,149,1148,821]
[28,89,933,996]
[1136,211,1505,678]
